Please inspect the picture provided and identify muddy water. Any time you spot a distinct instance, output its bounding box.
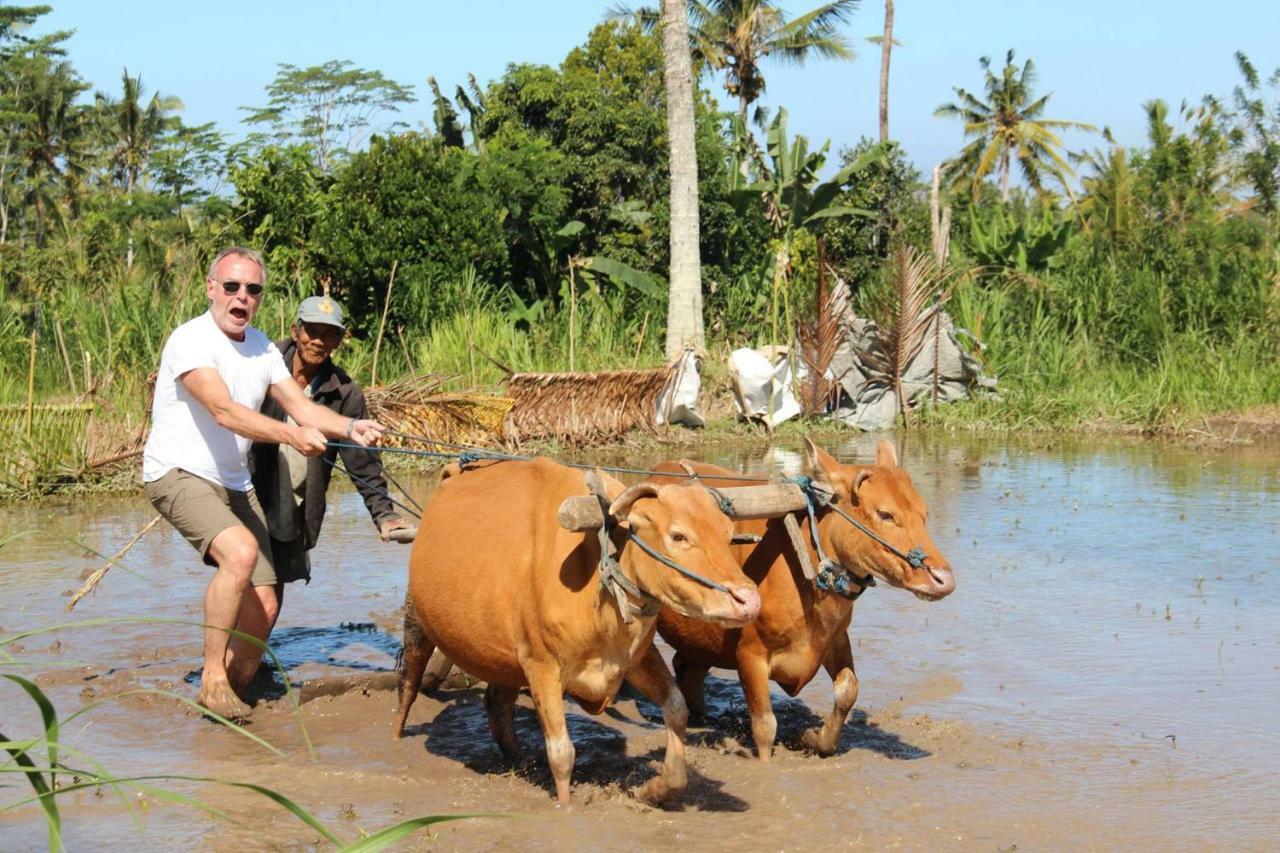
[2,434,1277,850]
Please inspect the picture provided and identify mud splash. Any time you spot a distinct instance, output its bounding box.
[2,432,1278,849]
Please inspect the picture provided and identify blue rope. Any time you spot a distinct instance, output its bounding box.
[374,430,772,482]
[624,530,731,594]
[788,471,931,571]
[319,454,423,520]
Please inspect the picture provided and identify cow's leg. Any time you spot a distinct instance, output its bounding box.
[483,683,522,763]
[525,661,574,804]
[801,630,859,756]
[624,644,689,805]
[393,601,434,739]
[672,651,709,724]
[421,649,455,693]
[738,652,777,760]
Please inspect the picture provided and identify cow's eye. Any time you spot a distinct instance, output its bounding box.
[877,510,896,524]
[670,531,687,543]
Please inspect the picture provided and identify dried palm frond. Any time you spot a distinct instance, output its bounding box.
[505,361,678,446]
[863,246,955,425]
[795,243,846,416]
[365,373,512,449]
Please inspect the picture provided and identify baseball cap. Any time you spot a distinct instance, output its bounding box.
[296,295,346,330]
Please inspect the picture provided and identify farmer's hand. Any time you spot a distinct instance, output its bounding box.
[379,516,415,543]
[347,418,385,447]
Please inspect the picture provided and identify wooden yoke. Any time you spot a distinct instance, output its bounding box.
[557,482,809,532]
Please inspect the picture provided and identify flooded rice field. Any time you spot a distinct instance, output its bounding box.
[1,433,1278,850]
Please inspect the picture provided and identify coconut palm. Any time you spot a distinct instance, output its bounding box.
[102,69,182,197]
[877,0,893,142]
[613,0,860,123]
[98,69,182,267]
[660,0,704,356]
[935,49,1094,201]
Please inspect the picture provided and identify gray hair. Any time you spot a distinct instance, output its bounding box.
[207,246,267,282]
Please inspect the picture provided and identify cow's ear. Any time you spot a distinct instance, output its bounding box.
[851,468,872,505]
[609,482,661,523]
[875,440,898,468]
[804,436,845,499]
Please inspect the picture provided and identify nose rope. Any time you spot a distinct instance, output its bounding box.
[789,476,930,570]
[583,472,733,622]
[792,476,874,600]
[622,528,731,594]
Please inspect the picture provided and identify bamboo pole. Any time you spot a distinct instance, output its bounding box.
[24,329,36,442]
[370,260,399,388]
[53,318,76,396]
[66,514,162,611]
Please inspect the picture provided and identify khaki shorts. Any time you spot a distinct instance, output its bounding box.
[145,468,276,586]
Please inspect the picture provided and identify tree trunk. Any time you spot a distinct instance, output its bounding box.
[1000,152,1010,202]
[878,0,894,143]
[661,0,705,358]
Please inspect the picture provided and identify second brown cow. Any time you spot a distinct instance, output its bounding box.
[649,437,955,759]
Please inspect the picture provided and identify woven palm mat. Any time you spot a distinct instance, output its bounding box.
[503,363,677,445]
[365,374,512,449]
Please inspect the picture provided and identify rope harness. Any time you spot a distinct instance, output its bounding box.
[326,431,930,607]
[786,475,931,601]
[580,469,731,622]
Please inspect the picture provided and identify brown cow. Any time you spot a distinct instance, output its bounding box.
[394,457,761,804]
[649,437,954,759]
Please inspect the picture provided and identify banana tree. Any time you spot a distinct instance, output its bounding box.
[730,107,886,347]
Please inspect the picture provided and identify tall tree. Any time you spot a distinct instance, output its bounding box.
[0,3,71,245]
[660,0,704,356]
[99,69,182,268]
[877,0,892,142]
[615,0,859,123]
[151,119,224,215]
[693,0,859,123]
[1229,51,1280,214]
[13,53,87,245]
[101,69,181,197]
[934,49,1094,201]
[241,60,415,172]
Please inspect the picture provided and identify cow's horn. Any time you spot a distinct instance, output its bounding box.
[608,483,662,520]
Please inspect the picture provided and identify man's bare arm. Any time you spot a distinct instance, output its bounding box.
[268,378,384,446]
[181,368,328,455]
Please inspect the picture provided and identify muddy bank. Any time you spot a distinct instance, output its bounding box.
[2,432,1278,849]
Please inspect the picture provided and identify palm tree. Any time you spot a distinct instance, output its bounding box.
[103,69,182,196]
[877,0,893,143]
[17,57,88,245]
[934,49,1094,201]
[692,0,860,123]
[99,69,182,267]
[660,0,705,357]
[614,1,860,123]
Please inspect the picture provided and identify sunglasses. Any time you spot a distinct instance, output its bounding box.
[219,279,264,296]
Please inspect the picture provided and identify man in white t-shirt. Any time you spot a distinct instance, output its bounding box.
[143,246,384,720]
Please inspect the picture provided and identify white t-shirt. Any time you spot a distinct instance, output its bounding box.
[142,311,290,490]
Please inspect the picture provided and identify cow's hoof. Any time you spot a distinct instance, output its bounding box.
[800,728,835,756]
[635,776,682,806]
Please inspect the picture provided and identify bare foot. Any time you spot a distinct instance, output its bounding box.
[197,677,252,720]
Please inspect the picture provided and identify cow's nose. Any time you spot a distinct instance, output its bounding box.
[728,584,761,622]
[923,562,955,598]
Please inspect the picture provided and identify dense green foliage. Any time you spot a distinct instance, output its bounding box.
[1,4,1277,436]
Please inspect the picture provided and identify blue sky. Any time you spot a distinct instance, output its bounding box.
[38,0,1280,181]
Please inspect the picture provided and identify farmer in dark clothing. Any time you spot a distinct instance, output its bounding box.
[250,296,409,609]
